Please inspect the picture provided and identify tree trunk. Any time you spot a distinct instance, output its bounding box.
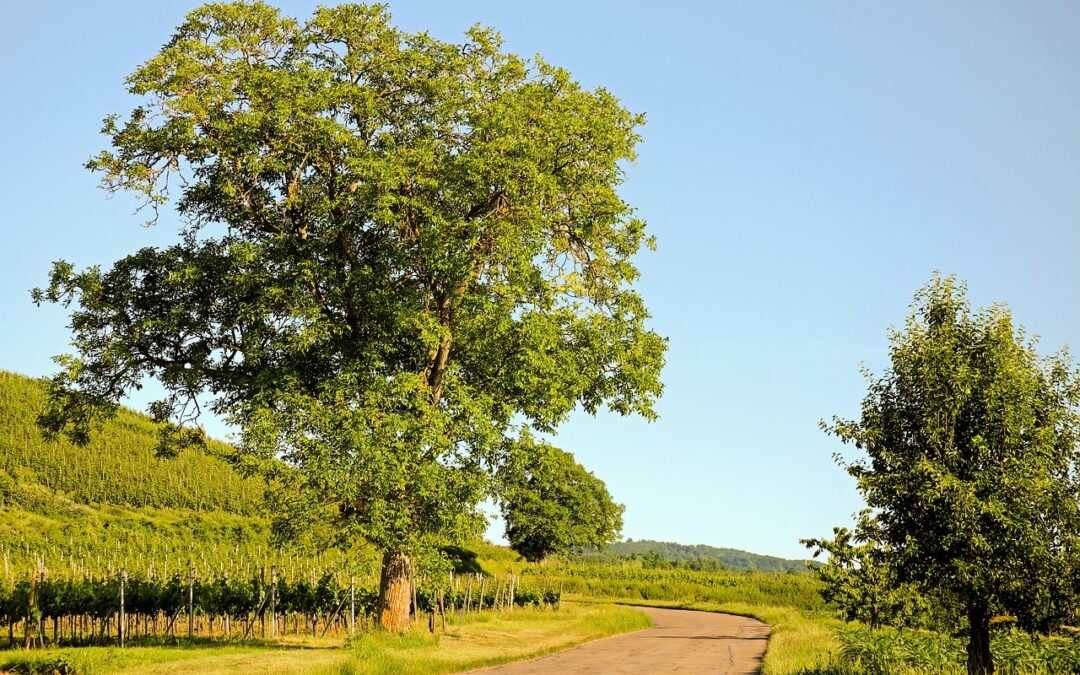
[966,601,993,675]
[377,549,412,632]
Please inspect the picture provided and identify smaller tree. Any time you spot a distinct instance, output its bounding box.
[818,274,1080,675]
[498,436,624,562]
[802,512,938,630]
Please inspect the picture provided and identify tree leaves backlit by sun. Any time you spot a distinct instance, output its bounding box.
[33,2,664,631]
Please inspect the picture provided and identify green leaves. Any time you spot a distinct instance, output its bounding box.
[497,435,624,562]
[40,1,665,577]
[814,274,1080,666]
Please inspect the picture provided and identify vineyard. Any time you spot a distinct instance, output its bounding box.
[529,560,825,611]
[0,372,262,514]
[0,370,840,673]
[0,371,566,654]
[0,567,559,649]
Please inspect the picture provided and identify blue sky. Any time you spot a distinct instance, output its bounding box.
[3,1,1079,559]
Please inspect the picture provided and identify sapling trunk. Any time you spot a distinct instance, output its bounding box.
[966,601,994,675]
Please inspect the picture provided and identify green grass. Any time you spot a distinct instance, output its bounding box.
[827,623,1080,675]
[0,603,650,674]
[715,603,843,675]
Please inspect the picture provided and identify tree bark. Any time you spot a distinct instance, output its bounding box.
[966,600,993,675]
[378,549,412,633]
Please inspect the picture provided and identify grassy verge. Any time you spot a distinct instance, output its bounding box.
[566,595,844,674]
[0,603,650,675]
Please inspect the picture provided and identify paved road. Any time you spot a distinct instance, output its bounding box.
[474,606,770,674]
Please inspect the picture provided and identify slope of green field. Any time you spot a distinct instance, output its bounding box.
[0,371,373,579]
[0,371,262,515]
[0,497,371,580]
[0,371,813,575]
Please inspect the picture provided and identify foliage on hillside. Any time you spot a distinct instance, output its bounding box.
[0,499,374,582]
[0,372,263,514]
[525,560,826,612]
[0,371,372,580]
[575,538,812,573]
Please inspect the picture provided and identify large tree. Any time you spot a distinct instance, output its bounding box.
[34,2,665,631]
[818,275,1080,674]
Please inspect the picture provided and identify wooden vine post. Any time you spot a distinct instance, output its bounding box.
[187,567,194,640]
[223,571,230,638]
[459,574,468,624]
[270,566,277,638]
[119,567,126,648]
[24,568,36,650]
[349,577,356,635]
[438,588,446,632]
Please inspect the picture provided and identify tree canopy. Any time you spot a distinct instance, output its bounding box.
[497,436,624,562]
[802,511,937,630]
[34,1,665,631]
[816,275,1080,674]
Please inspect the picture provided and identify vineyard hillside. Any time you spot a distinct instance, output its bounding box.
[0,371,813,581]
[0,371,263,514]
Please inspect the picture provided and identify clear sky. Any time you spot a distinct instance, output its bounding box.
[3,1,1079,559]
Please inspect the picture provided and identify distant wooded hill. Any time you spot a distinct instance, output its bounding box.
[577,539,814,573]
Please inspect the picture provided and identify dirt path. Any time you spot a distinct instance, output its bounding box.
[473,606,770,674]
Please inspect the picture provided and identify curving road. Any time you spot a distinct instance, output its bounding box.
[473,606,770,674]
